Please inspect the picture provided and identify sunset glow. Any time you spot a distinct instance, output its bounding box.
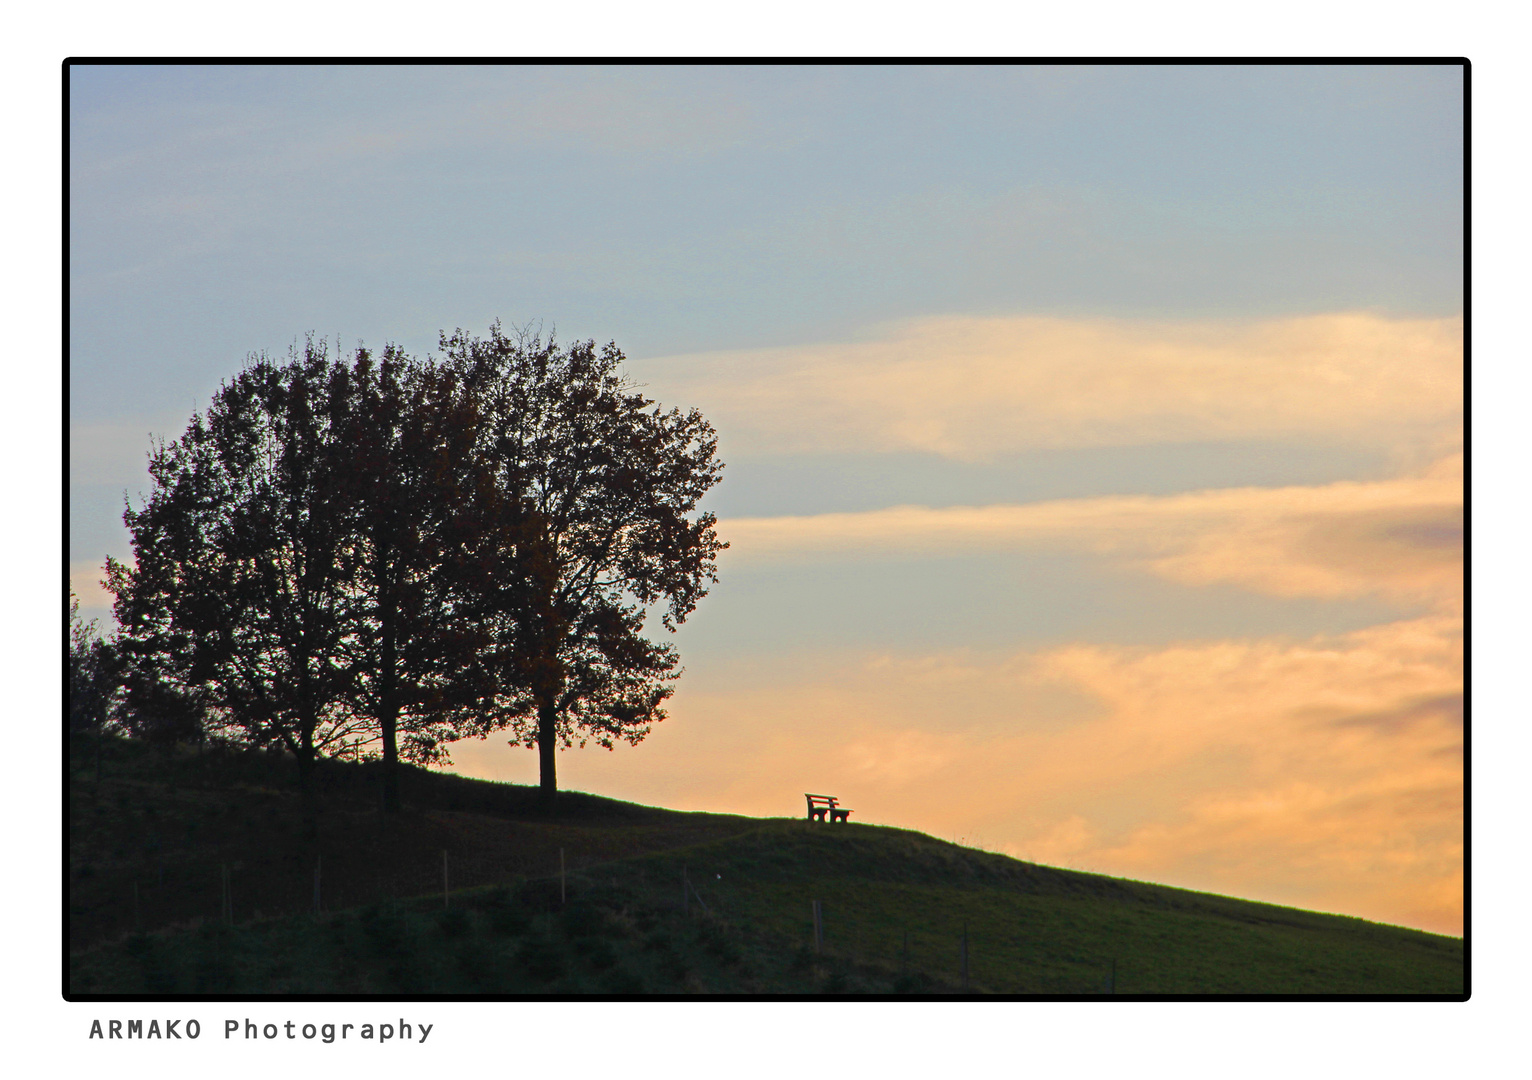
[70,64,1463,936]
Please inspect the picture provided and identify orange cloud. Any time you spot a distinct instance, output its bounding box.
[1143,453,1462,609]
[653,312,1462,460]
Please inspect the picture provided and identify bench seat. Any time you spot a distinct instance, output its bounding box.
[805,793,853,823]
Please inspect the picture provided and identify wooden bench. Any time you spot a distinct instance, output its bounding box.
[805,793,852,823]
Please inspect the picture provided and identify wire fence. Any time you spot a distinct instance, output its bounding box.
[69,753,1124,992]
[68,843,612,952]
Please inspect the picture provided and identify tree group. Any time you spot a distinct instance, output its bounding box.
[104,325,725,810]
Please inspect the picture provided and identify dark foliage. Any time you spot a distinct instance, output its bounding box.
[107,342,365,785]
[328,345,524,811]
[105,338,532,804]
[439,324,727,803]
[103,322,724,814]
[514,935,566,983]
[68,591,120,736]
[435,906,471,939]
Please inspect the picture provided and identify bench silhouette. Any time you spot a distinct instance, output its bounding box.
[805,793,852,823]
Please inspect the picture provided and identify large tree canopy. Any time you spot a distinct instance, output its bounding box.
[107,340,505,805]
[441,325,726,804]
[110,344,371,786]
[107,326,725,811]
[333,345,524,811]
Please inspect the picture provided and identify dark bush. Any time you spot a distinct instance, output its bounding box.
[574,937,617,972]
[195,953,236,992]
[455,942,494,986]
[385,958,425,992]
[515,937,565,983]
[661,951,691,984]
[562,901,609,938]
[436,907,470,938]
[360,904,408,958]
[788,944,813,972]
[487,901,530,936]
[707,938,741,966]
[599,966,646,994]
[517,879,562,912]
[143,960,179,993]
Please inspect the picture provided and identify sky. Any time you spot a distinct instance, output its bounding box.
[68,63,1464,936]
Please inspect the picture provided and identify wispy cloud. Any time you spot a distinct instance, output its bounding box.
[653,312,1462,461]
[717,452,1463,610]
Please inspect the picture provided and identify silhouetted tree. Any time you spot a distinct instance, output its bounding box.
[68,589,119,736]
[107,339,538,813]
[334,346,523,812]
[107,343,364,795]
[440,324,726,806]
[106,324,724,814]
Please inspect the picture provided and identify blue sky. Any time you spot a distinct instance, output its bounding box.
[68,63,1463,934]
[69,65,1460,416]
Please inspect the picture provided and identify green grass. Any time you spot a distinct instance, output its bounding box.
[67,736,1463,996]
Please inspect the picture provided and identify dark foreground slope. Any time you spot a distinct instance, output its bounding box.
[68,738,1463,996]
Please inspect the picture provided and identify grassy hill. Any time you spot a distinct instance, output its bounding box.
[67,737,1465,997]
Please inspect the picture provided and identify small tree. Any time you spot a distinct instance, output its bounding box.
[440,325,726,806]
[68,589,119,737]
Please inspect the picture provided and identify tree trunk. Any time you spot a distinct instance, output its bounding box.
[378,551,402,814]
[537,697,558,811]
[381,703,400,814]
[296,730,318,841]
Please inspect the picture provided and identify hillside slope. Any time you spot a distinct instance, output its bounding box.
[67,738,1464,996]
